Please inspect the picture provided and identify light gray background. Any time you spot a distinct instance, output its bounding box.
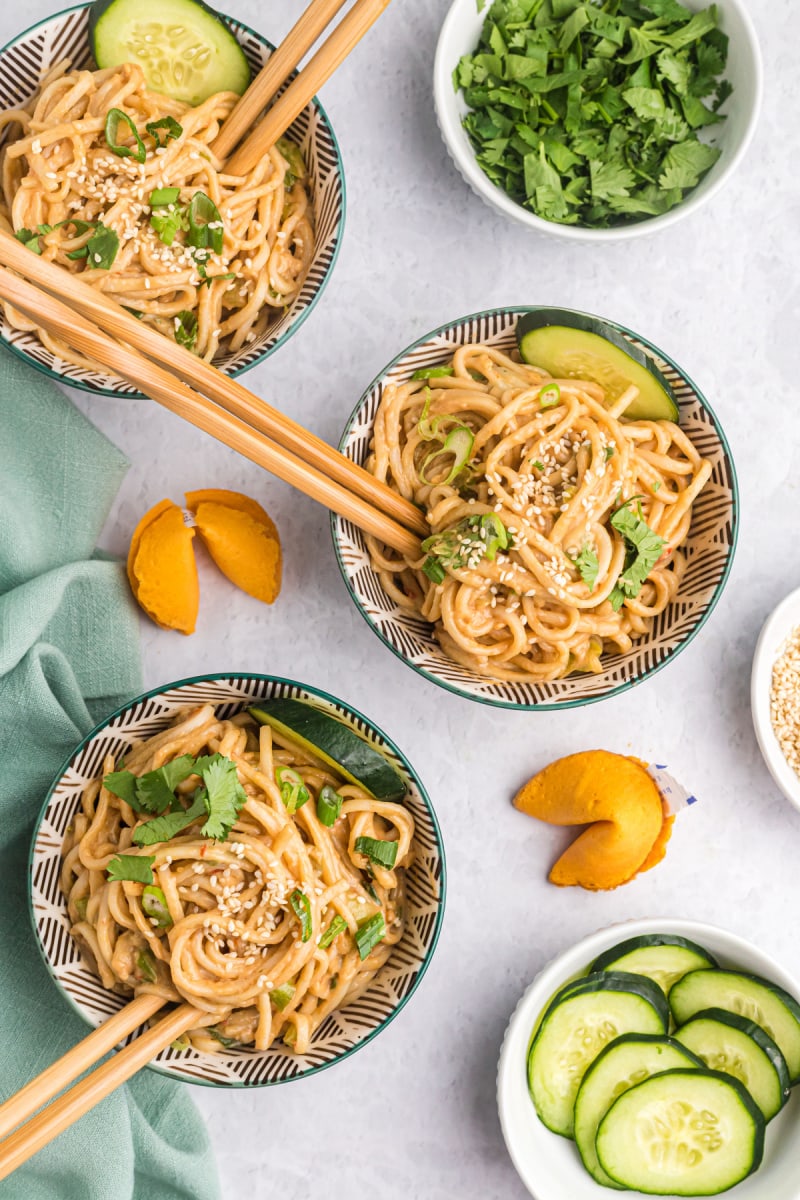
[3,0,797,1195]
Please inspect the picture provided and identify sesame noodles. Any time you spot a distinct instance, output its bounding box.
[0,60,314,366]
[365,343,712,682]
[61,705,413,1055]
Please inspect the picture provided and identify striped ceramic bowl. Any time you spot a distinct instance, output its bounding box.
[332,307,738,710]
[29,674,445,1087]
[0,4,345,396]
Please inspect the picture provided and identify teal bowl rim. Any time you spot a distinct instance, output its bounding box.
[0,2,347,399]
[27,672,447,1088]
[331,304,740,712]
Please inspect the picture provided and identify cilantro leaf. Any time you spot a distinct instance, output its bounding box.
[132,790,207,846]
[659,139,720,189]
[14,228,43,254]
[103,769,138,807]
[573,544,600,591]
[134,754,198,814]
[200,757,247,841]
[83,222,119,270]
[107,854,155,884]
[608,501,666,609]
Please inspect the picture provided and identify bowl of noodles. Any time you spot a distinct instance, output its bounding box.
[0,4,345,396]
[29,674,445,1087]
[332,307,738,710]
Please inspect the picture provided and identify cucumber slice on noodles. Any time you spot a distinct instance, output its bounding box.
[590,934,718,996]
[674,1007,792,1120]
[527,971,669,1138]
[575,1033,705,1189]
[516,309,679,422]
[596,1068,765,1195]
[90,0,251,105]
[669,969,800,1083]
[249,701,406,802]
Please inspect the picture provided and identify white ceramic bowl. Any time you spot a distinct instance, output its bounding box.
[751,586,800,813]
[497,918,800,1199]
[433,0,762,241]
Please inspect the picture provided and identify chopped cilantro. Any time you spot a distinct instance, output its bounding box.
[608,499,666,610]
[106,752,246,845]
[453,0,730,228]
[106,854,155,884]
[132,790,207,846]
[174,311,198,350]
[573,543,600,591]
[200,756,247,840]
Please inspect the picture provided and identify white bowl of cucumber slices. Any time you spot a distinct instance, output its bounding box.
[497,919,800,1198]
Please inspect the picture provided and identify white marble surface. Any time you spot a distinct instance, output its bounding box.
[3,0,799,1195]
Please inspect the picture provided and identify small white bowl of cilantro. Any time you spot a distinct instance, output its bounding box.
[433,0,762,239]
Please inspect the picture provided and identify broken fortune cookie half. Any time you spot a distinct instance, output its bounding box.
[513,750,673,891]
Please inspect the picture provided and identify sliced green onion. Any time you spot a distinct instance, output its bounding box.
[355,836,398,870]
[136,949,158,984]
[276,767,309,814]
[276,136,306,183]
[420,425,474,485]
[123,306,144,319]
[422,556,446,584]
[354,913,385,960]
[150,187,181,207]
[604,445,615,460]
[316,785,342,827]
[170,1034,190,1051]
[145,116,183,147]
[74,896,88,920]
[289,889,312,942]
[480,513,510,560]
[365,881,381,906]
[198,271,236,289]
[141,884,172,927]
[174,311,198,350]
[208,1028,239,1048]
[532,460,544,471]
[150,206,187,246]
[539,382,561,409]
[283,1023,297,1046]
[105,108,146,163]
[410,364,455,381]
[187,191,224,254]
[318,914,348,949]
[271,980,296,1010]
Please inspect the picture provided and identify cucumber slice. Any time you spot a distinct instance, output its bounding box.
[590,935,718,996]
[527,972,669,1137]
[516,310,679,422]
[575,1034,704,1189]
[674,1008,791,1121]
[669,969,800,1083]
[89,0,251,105]
[249,701,406,802]
[596,1068,765,1195]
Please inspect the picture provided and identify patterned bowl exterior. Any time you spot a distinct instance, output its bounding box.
[0,4,345,396]
[29,674,445,1087]
[332,307,738,710]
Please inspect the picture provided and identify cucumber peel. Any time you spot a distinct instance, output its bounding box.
[249,700,406,802]
[516,309,679,423]
[89,0,251,105]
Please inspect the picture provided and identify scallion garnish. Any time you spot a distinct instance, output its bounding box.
[146,116,183,147]
[539,382,561,409]
[354,913,385,960]
[141,884,172,927]
[105,108,146,164]
[318,915,347,949]
[422,557,446,584]
[289,890,312,942]
[136,949,158,983]
[276,767,309,814]
[354,836,399,870]
[271,981,296,1010]
[208,1028,239,1048]
[410,364,455,381]
[316,785,342,827]
[150,187,181,207]
[420,425,474,486]
[174,310,198,351]
[74,896,88,920]
[150,204,187,246]
[187,191,224,254]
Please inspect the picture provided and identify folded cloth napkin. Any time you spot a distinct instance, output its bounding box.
[0,352,220,1200]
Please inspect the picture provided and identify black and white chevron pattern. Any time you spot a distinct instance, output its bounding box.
[332,307,738,710]
[30,675,445,1087]
[0,5,345,396]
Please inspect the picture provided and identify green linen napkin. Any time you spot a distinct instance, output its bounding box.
[0,352,220,1200]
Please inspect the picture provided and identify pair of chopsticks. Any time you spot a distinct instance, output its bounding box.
[0,231,425,557]
[214,0,392,174]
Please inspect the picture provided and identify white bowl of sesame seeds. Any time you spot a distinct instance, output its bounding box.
[0,4,345,397]
[28,673,445,1088]
[751,587,800,813]
[332,306,739,710]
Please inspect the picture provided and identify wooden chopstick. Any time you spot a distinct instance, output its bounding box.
[0,231,427,541]
[0,993,166,1143]
[0,264,422,558]
[225,0,393,177]
[212,0,350,162]
[0,1004,200,1181]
